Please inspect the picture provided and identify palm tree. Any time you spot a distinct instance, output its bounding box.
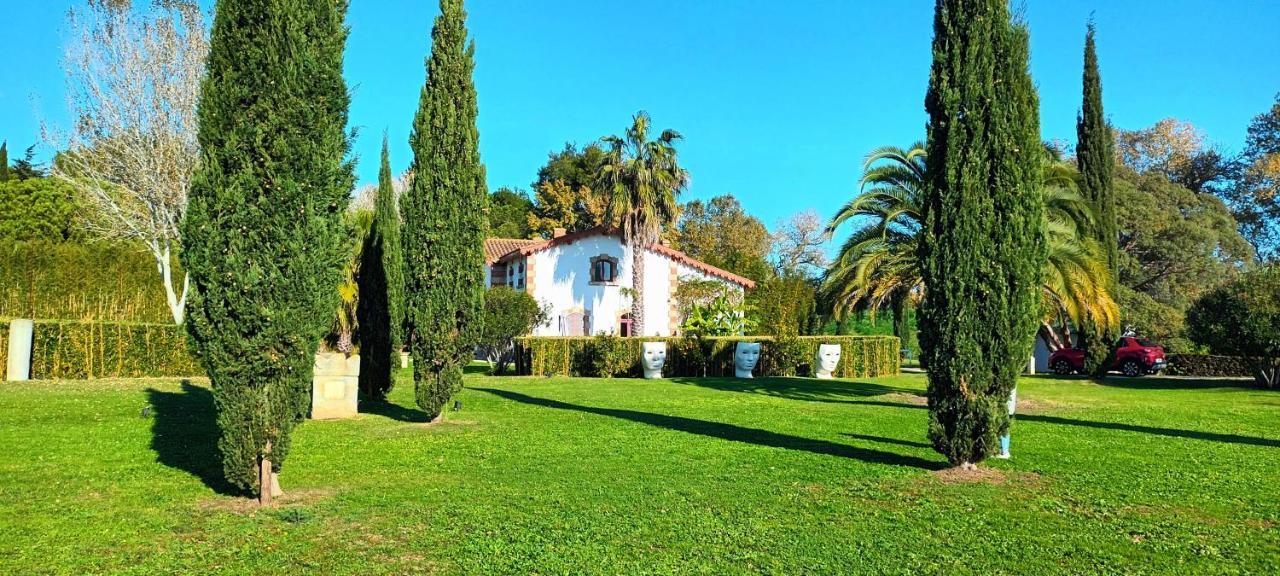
[596,112,688,336]
[823,143,1118,350]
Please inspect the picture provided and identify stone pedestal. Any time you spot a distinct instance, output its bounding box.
[400,351,410,369]
[311,352,360,419]
[5,319,33,382]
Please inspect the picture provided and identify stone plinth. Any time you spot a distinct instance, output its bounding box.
[311,352,360,419]
[400,351,410,369]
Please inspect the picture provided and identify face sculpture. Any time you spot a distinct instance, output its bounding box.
[814,344,842,379]
[734,342,762,379]
[641,342,668,379]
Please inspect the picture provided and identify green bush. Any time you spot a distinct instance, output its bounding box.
[478,287,548,375]
[1185,265,1280,388]
[27,320,198,379]
[0,319,9,381]
[0,241,173,323]
[1165,355,1256,378]
[514,336,899,379]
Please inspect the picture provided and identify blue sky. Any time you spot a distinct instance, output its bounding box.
[3,1,1278,230]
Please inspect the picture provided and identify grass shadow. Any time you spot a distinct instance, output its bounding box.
[145,380,242,496]
[474,387,943,470]
[842,432,932,449]
[1018,414,1280,448]
[360,397,431,423]
[1086,375,1258,391]
[668,376,917,405]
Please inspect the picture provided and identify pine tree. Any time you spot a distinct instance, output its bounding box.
[402,0,487,420]
[357,135,404,400]
[918,0,1045,468]
[0,141,9,182]
[181,0,354,503]
[1076,21,1119,376]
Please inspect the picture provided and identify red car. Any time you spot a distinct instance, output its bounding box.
[1048,337,1167,377]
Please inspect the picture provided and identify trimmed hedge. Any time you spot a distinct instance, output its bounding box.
[26,320,199,379]
[0,241,174,324]
[514,335,900,379]
[0,319,8,380]
[1166,354,1257,378]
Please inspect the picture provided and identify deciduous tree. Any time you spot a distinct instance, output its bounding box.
[52,1,207,324]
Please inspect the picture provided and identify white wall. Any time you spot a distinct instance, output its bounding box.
[511,233,746,337]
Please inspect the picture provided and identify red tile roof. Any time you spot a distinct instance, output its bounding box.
[486,227,756,289]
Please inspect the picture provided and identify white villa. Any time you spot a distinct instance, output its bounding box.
[484,227,756,337]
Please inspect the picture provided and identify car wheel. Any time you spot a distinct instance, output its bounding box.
[1052,359,1074,375]
[1121,359,1142,378]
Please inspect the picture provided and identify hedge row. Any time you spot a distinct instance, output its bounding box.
[0,241,174,323]
[24,320,200,379]
[0,319,9,381]
[1165,354,1258,378]
[513,335,900,379]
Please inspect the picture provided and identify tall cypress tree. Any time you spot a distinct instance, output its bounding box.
[357,135,404,400]
[1076,22,1119,376]
[402,0,487,420]
[181,0,354,503]
[918,0,1045,468]
[0,141,9,182]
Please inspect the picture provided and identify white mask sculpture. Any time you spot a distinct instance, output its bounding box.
[641,342,668,379]
[814,344,842,379]
[734,342,762,379]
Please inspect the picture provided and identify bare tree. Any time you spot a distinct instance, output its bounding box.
[772,210,829,277]
[49,0,208,324]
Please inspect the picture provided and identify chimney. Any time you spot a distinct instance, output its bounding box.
[552,227,567,238]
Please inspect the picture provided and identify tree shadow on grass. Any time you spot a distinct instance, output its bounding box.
[861,395,1280,449]
[1087,375,1258,391]
[360,397,431,423]
[1018,414,1280,448]
[145,381,243,497]
[668,376,918,405]
[842,432,932,449]
[473,387,943,470]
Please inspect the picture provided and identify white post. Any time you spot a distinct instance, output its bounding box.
[1026,355,1035,375]
[6,319,34,382]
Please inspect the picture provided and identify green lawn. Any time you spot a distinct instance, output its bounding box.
[1,369,1277,575]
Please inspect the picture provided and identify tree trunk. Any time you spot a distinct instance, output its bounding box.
[1256,360,1279,389]
[258,441,274,506]
[156,243,188,325]
[631,236,645,336]
[890,288,909,341]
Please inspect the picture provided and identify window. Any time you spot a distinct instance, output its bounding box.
[590,255,618,284]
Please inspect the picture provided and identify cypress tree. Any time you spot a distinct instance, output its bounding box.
[357,135,404,400]
[402,0,488,420]
[0,141,9,182]
[1076,22,1119,376]
[181,0,354,503]
[918,0,1045,468]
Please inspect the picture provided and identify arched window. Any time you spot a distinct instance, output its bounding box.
[590,255,618,284]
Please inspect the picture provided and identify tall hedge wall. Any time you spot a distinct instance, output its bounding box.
[0,241,173,323]
[0,319,9,381]
[514,336,900,379]
[26,320,199,379]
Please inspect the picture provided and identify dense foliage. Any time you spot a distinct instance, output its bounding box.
[488,187,534,239]
[526,143,609,237]
[0,241,173,323]
[1185,264,1280,387]
[675,194,773,282]
[181,0,355,497]
[356,138,405,400]
[479,286,547,374]
[918,0,1044,466]
[0,177,84,244]
[1075,23,1119,375]
[24,319,198,379]
[514,335,900,379]
[402,0,488,419]
[1224,94,1280,258]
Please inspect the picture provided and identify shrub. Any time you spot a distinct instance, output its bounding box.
[25,320,198,379]
[1165,355,1256,378]
[1185,265,1280,388]
[514,336,899,379]
[0,319,9,381]
[479,287,548,374]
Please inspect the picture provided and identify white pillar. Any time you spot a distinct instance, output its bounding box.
[1026,355,1035,375]
[6,319,33,382]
